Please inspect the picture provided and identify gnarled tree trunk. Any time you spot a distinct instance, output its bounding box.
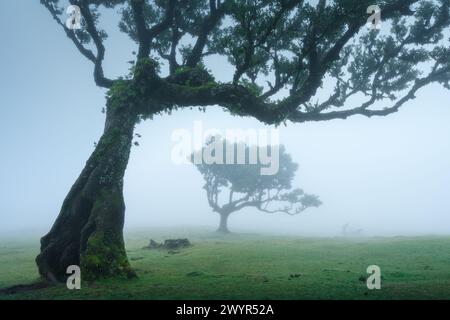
[217,212,231,233]
[36,107,137,282]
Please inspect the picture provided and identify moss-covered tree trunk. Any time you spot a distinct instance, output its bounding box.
[217,212,231,233]
[36,106,137,282]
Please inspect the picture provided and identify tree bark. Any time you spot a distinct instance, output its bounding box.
[36,107,137,282]
[217,212,231,233]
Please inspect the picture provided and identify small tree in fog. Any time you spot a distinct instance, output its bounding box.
[192,137,321,233]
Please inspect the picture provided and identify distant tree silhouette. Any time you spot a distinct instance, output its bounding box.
[192,137,321,233]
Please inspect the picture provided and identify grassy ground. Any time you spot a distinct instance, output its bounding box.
[0,229,449,300]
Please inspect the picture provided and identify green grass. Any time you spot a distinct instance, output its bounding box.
[1,229,449,300]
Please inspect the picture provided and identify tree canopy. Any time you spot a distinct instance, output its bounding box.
[42,0,450,124]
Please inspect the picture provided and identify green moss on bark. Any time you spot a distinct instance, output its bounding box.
[81,232,134,281]
[80,190,135,281]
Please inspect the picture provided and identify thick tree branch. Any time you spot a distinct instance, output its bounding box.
[136,55,449,124]
[147,0,177,43]
[186,0,229,67]
[131,0,150,59]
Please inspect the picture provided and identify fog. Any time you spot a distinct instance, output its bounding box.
[1,1,449,238]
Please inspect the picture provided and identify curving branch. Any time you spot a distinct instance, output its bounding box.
[76,0,113,87]
[186,0,229,67]
[41,0,114,88]
[290,65,450,122]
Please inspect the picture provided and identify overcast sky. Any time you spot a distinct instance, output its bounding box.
[1,1,449,237]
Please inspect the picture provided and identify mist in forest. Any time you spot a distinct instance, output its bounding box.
[1,0,450,238]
